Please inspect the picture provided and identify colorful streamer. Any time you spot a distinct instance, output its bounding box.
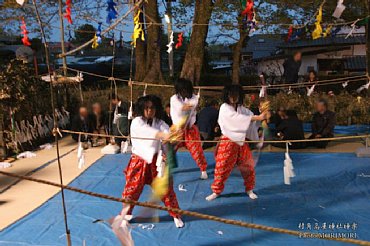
[64,0,72,24]
[92,34,99,49]
[241,0,254,21]
[106,0,118,24]
[21,18,31,46]
[175,32,183,49]
[312,5,323,40]
[131,10,145,47]
[286,26,293,42]
[97,22,102,44]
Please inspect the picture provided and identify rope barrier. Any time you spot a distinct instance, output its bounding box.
[64,67,368,90]
[60,129,369,144]
[0,170,369,245]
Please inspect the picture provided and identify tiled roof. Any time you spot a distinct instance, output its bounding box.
[279,34,365,48]
[344,56,366,71]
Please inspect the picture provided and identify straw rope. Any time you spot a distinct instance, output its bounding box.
[0,170,369,245]
[60,129,369,143]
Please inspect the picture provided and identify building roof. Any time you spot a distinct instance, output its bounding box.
[242,34,284,59]
[344,56,366,71]
[278,34,365,49]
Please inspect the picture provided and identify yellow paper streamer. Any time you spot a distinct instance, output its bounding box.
[131,10,145,47]
[151,166,169,200]
[312,5,323,40]
[323,25,332,37]
[92,34,99,49]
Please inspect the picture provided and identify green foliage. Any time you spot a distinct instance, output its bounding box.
[73,24,96,46]
[0,59,51,119]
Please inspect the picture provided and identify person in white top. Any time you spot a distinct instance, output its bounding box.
[206,85,267,201]
[170,79,208,179]
[120,95,184,228]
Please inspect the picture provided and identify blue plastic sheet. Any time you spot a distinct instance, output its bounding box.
[1,153,370,246]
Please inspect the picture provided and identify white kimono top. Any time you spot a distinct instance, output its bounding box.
[131,117,169,163]
[170,94,199,128]
[218,103,260,146]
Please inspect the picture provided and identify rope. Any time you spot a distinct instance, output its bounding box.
[60,129,369,143]
[58,0,144,58]
[65,67,368,90]
[0,170,369,245]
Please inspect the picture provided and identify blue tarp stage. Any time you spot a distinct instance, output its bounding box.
[1,152,370,246]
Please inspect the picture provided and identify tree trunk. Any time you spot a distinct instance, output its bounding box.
[134,8,147,82]
[143,0,164,83]
[180,0,213,85]
[231,34,248,84]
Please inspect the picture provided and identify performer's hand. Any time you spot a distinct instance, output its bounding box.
[156,132,171,141]
[182,104,193,111]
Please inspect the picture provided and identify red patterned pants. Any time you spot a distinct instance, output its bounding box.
[176,125,207,171]
[211,136,256,195]
[122,154,181,218]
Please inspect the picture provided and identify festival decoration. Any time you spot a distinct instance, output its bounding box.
[64,0,72,24]
[342,81,348,88]
[332,0,346,19]
[97,22,102,44]
[307,84,315,96]
[77,135,85,169]
[247,12,257,35]
[286,26,293,42]
[241,0,254,21]
[312,5,323,40]
[323,25,332,37]
[16,0,25,6]
[92,34,99,49]
[132,10,145,47]
[346,19,360,39]
[283,143,295,185]
[106,0,118,24]
[175,32,184,49]
[167,31,174,54]
[21,18,31,46]
[356,80,370,93]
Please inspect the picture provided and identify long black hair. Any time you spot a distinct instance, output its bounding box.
[175,78,194,100]
[223,84,244,105]
[135,95,164,120]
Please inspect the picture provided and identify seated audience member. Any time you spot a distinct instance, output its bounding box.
[306,70,319,95]
[163,103,173,126]
[271,106,287,129]
[109,93,129,146]
[90,102,109,145]
[71,106,94,142]
[197,100,219,149]
[309,99,336,148]
[272,110,306,149]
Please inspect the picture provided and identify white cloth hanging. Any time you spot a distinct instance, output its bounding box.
[356,80,370,93]
[332,0,346,19]
[283,142,295,185]
[77,135,85,169]
[307,84,315,96]
[259,85,267,98]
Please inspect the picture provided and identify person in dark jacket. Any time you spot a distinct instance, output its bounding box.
[197,100,219,149]
[272,110,306,149]
[71,106,94,142]
[309,99,336,148]
[283,51,302,83]
[90,102,109,145]
[109,93,129,146]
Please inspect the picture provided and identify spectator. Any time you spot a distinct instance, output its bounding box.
[90,102,109,146]
[283,51,302,83]
[197,100,219,149]
[309,99,336,148]
[272,110,306,149]
[271,106,287,129]
[71,106,94,142]
[109,93,129,146]
[163,103,172,126]
[306,70,319,95]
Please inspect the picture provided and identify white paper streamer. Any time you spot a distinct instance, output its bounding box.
[332,0,346,19]
[356,80,370,93]
[307,84,315,96]
[166,31,174,54]
[283,142,295,185]
[77,136,85,169]
[259,86,266,98]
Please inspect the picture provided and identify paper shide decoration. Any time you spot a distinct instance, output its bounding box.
[312,5,323,40]
[167,31,174,53]
[241,0,254,21]
[21,18,31,46]
[106,0,118,24]
[64,0,72,24]
[132,10,145,47]
[332,0,346,19]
